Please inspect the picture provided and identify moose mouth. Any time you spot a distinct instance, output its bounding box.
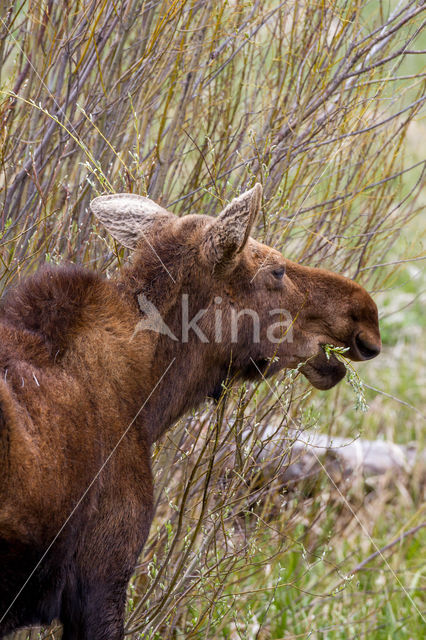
[236,351,347,392]
[301,351,347,390]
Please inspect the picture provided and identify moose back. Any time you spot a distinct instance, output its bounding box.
[0,185,381,638]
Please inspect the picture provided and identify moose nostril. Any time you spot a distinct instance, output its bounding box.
[355,333,381,360]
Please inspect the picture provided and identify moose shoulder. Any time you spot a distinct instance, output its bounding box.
[0,185,381,639]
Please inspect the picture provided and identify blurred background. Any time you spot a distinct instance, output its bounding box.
[1,1,425,638]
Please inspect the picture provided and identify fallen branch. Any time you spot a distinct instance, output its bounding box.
[246,425,425,484]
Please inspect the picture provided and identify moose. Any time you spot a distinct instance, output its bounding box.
[0,184,381,638]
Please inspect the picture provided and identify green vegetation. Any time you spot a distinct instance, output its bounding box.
[1,1,424,638]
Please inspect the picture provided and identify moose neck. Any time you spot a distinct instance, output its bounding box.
[114,245,232,443]
[139,321,228,444]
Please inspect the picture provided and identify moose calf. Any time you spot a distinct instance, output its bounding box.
[0,184,381,638]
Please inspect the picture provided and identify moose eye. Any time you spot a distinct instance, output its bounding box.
[272,266,285,280]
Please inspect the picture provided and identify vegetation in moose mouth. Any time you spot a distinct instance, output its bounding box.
[0,1,424,639]
[304,352,348,390]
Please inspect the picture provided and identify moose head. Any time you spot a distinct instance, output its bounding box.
[91,184,381,422]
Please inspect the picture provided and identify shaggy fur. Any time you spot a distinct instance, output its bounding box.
[0,185,380,639]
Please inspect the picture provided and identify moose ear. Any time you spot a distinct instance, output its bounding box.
[90,193,172,249]
[202,183,262,268]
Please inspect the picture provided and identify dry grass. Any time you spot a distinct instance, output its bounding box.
[1,1,425,638]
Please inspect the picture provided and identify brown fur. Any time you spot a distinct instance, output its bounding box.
[0,186,380,638]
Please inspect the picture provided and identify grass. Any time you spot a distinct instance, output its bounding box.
[1,1,425,638]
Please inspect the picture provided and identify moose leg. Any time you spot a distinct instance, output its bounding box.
[60,575,129,640]
[60,455,153,639]
[60,503,152,640]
